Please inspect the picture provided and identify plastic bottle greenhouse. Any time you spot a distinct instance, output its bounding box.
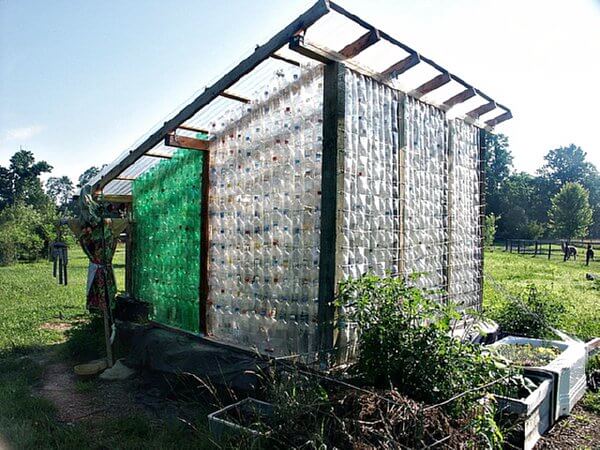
[89,0,512,363]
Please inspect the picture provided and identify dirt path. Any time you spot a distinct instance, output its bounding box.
[38,360,104,423]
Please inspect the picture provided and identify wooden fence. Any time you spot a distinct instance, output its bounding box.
[504,239,600,260]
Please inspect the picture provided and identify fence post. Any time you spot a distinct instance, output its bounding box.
[534,241,538,257]
[548,242,552,260]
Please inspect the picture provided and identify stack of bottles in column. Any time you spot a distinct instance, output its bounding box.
[448,119,481,308]
[207,65,324,358]
[132,148,203,333]
[337,70,401,363]
[402,96,448,297]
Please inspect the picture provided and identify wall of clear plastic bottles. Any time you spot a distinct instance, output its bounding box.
[402,96,448,299]
[448,120,481,309]
[206,65,324,357]
[335,70,482,364]
[132,150,203,333]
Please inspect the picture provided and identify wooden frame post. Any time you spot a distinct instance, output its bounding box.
[317,61,345,363]
[199,152,210,335]
[478,130,487,308]
[397,94,407,279]
[445,122,455,303]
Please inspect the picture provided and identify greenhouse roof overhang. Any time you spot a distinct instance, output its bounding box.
[90,0,512,200]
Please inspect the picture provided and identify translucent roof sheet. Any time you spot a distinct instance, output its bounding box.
[93,1,511,198]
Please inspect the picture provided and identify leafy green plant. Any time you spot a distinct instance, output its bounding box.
[485,213,500,249]
[490,284,565,339]
[336,275,512,409]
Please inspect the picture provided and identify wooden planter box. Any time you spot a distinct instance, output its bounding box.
[208,398,273,442]
[496,371,554,450]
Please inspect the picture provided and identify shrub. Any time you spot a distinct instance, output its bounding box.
[336,275,513,410]
[489,284,565,339]
[0,236,16,266]
[0,202,57,263]
[484,213,500,249]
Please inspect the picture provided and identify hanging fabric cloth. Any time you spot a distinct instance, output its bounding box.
[50,242,69,285]
[68,186,128,311]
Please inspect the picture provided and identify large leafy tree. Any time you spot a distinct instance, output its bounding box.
[45,176,74,208]
[0,149,53,210]
[484,133,513,217]
[77,165,104,188]
[548,182,593,239]
[538,144,596,190]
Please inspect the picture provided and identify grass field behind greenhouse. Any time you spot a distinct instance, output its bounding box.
[0,244,598,448]
[0,246,125,353]
[484,246,600,342]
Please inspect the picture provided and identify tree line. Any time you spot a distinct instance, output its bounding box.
[484,136,598,240]
[0,149,102,265]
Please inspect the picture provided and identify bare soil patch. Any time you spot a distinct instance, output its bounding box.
[536,404,600,450]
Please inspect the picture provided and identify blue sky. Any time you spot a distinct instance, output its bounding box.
[1,0,599,185]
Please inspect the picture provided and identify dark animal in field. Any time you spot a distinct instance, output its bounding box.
[586,244,595,266]
[586,273,598,281]
[561,241,577,261]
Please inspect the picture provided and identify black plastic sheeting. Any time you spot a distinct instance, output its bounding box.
[119,323,267,391]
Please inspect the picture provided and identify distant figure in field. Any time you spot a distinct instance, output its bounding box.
[586,244,595,266]
[562,241,577,261]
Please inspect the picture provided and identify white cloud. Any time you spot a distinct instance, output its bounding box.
[3,125,45,142]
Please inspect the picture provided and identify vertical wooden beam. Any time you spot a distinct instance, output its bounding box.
[125,220,133,293]
[317,61,345,362]
[478,130,487,309]
[199,152,210,335]
[445,122,454,303]
[397,94,406,278]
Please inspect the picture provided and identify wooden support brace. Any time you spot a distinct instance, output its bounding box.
[485,111,512,127]
[381,53,420,79]
[101,195,132,203]
[220,91,251,104]
[199,152,210,335]
[338,29,380,59]
[165,133,210,151]
[410,72,452,98]
[290,34,333,64]
[145,152,172,159]
[467,101,497,119]
[270,52,301,67]
[317,61,345,363]
[443,88,476,109]
[178,124,210,134]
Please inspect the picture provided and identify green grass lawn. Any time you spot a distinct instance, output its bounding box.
[484,247,600,341]
[0,246,125,353]
[0,245,598,449]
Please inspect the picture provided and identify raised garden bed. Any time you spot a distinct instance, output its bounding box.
[208,398,273,441]
[496,371,555,450]
[491,336,587,419]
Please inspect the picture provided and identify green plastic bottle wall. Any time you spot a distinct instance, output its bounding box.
[132,148,203,333]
